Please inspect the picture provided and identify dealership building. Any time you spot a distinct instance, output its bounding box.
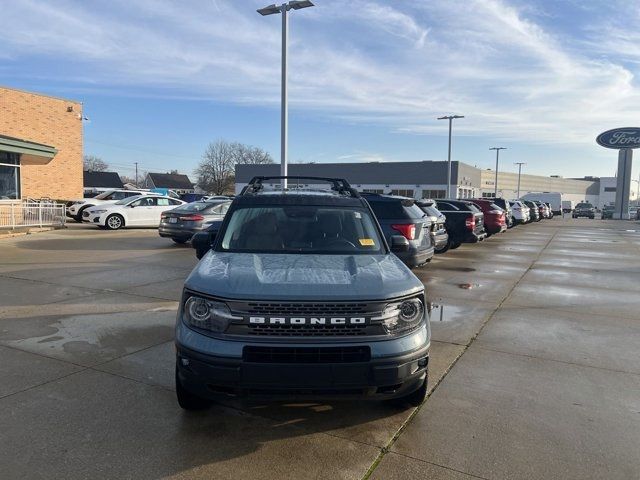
[0,86,83,201]
[235,161,625,207]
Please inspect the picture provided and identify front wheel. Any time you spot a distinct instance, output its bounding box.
[434,242,449,254]
[172,238,188,244]
[449,240,461,250]
[105,214,124,230]
[176,367,211,411]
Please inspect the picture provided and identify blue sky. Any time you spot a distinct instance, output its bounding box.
[1,0,639,184]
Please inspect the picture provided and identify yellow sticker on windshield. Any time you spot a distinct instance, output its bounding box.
[359,238,375,246]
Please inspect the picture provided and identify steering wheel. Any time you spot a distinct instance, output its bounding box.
[323,238,358,250]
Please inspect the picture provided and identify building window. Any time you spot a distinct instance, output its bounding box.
[361,188,384,194]
[604,187,616,192]
[391,189,414,197]
[421,189,446,199]
[482,192,496,198]
[0,152,20,200]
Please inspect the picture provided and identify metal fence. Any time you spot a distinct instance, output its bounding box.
[0,201,66,229]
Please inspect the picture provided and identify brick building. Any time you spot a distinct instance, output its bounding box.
[0,86,83,200]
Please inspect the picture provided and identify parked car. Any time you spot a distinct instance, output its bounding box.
[532,201,549,219]
[415,200,449,254]
[562,200,575,214]
[159,200,231,244]
[492,198,514,228]
[83,195,185,230]
[544,203,554,218]
[522,192,563,216]
[509,200,530,224]
[469,199,507,235]
[434,199,486,249]
[361,193,434,268]
[573,202,595,219]
[522,200,541,222]
[176,176,430,409]
[66,189,155,222]
[601,204,615,219]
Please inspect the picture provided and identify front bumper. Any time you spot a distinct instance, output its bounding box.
[83,211,107,225]
[176,323,430,400]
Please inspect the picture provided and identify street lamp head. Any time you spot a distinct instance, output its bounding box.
[257,4,281,15]
[437,115,465,120]
[489,147,506,151]
[289,0,314,10]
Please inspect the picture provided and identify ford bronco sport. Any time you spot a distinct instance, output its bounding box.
[175,176,430,409]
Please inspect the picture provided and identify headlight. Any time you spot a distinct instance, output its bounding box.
[183,296,241,333]
[92,209,108,214]
[373,298,425,334]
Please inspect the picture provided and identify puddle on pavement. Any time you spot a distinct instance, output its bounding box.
[457,283,480,289]
[437,266,476,272]
[427,303,467,322]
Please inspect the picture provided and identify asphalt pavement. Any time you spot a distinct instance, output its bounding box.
[0,218,639,479]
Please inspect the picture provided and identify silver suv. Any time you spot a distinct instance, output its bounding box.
[175,176,430,409]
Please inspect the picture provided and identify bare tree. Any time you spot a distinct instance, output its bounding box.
[83,155,109,172]
[196,140,273,195]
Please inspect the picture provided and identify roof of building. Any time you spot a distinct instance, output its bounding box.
[83,171,124,189]
[0,85,82,104]
[236,161,469,185]
[147,172,194,189]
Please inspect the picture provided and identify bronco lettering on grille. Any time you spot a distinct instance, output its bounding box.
[249,316,366,325]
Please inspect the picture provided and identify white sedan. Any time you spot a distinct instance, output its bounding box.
[83,195,185,230]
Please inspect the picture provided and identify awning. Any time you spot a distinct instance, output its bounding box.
[0,134,57,164]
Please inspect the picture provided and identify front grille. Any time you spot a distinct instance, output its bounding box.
[244,302,368,316]
[243,346,371,363]
[245,324,369,336]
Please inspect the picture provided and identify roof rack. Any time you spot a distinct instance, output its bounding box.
[240,176,360,198]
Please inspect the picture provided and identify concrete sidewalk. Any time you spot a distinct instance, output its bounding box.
[0,220,638,479]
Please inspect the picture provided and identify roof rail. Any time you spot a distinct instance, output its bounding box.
[240,176,360,198]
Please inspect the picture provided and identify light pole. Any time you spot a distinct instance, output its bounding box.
[437,115,464,198]
[258,1,314,190]
[514,162,526,199]
[489,147,506,198]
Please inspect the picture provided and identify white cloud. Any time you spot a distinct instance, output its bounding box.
[1,0,639,148]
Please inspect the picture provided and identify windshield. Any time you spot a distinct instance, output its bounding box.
[577,202,593,208]
[218,205,385,254]
[94,190,116,200]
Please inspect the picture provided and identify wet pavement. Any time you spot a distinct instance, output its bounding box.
[0,218,639,479]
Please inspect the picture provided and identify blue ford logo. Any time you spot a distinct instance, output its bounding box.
[596,127,640,149]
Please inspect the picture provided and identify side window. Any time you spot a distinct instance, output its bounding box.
[169,199,182,205]
[112,191,128,200]
[157,198,170,206]
[125,191,140,198]
[220,204,230,214]
[436,201,457,211]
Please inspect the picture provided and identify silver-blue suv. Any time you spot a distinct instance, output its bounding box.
[175,176,430,409]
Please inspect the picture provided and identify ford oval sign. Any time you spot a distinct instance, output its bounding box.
[596,127,640,149]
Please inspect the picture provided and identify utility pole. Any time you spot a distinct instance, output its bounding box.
[489,147,506,198]
[135,162,139,187]
[437,115,465,198]
[514,162,526,199]
[258,1,314,190]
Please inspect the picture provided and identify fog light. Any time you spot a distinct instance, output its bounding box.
[418,357,428,368]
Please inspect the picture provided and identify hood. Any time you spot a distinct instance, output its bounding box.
[185,252,423,301]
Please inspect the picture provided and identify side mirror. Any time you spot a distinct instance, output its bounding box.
[390,235,410,253]
[129,204,135,208]
[192,231,218,259]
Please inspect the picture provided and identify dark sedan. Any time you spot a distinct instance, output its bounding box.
[159,200,231,244]
[362,193,434,268]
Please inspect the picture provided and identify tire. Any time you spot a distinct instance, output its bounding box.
[75,205,90,223]
[449,240,461,250]
[105,214,124,230]
[434,242,449,254]
[176,367,211,411]
[172,238,188,244]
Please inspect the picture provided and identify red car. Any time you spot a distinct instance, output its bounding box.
[469,199,507,235]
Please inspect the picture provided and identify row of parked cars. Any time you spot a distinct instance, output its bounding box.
[66,188,554,271]
[182,193,555,269]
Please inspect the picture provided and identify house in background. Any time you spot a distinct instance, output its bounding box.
[143,172,195,194]
[83,171,124,196]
